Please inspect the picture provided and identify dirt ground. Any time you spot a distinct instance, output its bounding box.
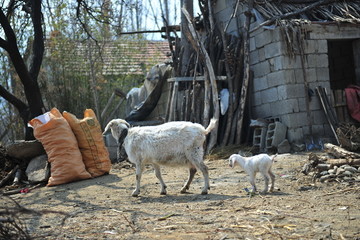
[2,150,360,240]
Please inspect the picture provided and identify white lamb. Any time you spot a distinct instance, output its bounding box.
[104,118,217,197]
[229,153,276,193]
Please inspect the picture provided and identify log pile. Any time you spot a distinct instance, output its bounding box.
[336,123,360,152]
[302,143,360,183]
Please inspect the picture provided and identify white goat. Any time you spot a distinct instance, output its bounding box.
[229,153,276,193]
[104,119,217,197]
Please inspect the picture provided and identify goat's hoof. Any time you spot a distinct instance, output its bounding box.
[201,190,208,195]
[160,191,167,195]
[132,191,140,197]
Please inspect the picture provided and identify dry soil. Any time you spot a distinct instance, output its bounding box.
[2,150,360,239]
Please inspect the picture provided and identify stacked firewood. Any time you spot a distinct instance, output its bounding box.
[302,143,360,183]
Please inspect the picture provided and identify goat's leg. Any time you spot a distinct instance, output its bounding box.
[186,149,209,195]
[261,172,270,193]
[196,162,210,195]
[132,164,144,197]
[153,164,167,195]
[269,169,275,192]
[180,167,197,193]
[249,172,257,193]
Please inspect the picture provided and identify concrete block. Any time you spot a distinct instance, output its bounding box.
[316,67,330,81]
[294,69,304,83]
[250,51,259,65]
[253,127,267,152]
[298,97,307,112]
[254,103,272,118]
[281,112,308,128]
[287,127,304,143]
[308,96,322,111]
[258,47,266,61]
[252,76,268,91]
[261,87,278,103]
[306,68,317,82]
[283,55,302,69]
[271,99,299,115]
[311,124,326,137]
[214,0,227,13]
[26,154,50,183]
[277,84,305,99]
[277,139,291,154]
[317,40,328,53]
[255,30,272,48]
[267,70,286,88]
[304,40,316,54]
[266,121,288,149]
[270,28,282,42]
[264,41,283,59]
[252,91,262,106]
[253,60,271,78]
[250,37,256,51]
[306,54,329,68]
[311,109,328,125]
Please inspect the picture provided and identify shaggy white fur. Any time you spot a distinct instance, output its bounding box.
[229,153,276,193]
[104,119,217,197]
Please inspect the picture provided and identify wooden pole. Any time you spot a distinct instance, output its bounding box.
[235,0,254,145]
[182,7,220,152]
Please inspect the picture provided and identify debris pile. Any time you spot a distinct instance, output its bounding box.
[302,143,360,183]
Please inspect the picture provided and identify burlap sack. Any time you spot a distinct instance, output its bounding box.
[29,108,91,186]
[63,109,111,177]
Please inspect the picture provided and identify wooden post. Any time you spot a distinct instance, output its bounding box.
[182,7,220,152]
[235,0,254,145]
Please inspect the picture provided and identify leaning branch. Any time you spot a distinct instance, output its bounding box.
[181,7,220,152]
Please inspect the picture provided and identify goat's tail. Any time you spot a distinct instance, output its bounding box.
[204,118,218,135]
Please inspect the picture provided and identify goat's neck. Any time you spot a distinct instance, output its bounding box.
[235,158,246,168]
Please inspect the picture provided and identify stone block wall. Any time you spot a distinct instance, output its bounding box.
[249,25,333,143]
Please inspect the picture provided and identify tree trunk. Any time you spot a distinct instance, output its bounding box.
[0,1,45,140]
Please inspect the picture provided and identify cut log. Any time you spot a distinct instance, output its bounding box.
[324,143,360,159]
[326,158,360,166]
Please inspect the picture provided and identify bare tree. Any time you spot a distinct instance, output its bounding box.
[0,0,46,140]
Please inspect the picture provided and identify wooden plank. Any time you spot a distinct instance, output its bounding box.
[167,76,227,82]
[316,87,339,144]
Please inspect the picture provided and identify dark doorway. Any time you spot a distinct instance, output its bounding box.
[327,40,356,90]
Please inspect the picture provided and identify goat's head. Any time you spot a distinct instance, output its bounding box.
[103,119,130,143]
[228,154,237,168]
[228,154,243,168]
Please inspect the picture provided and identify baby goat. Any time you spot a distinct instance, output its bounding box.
[229,153,276,193]
[104,119,217,197]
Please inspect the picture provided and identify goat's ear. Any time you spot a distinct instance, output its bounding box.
[103,120,114,135]
[124,120,130,128]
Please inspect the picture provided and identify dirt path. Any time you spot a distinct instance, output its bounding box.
[2,152,360,239]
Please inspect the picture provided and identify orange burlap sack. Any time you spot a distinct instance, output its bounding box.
[29,108,91,186]
[63,109,111,177]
